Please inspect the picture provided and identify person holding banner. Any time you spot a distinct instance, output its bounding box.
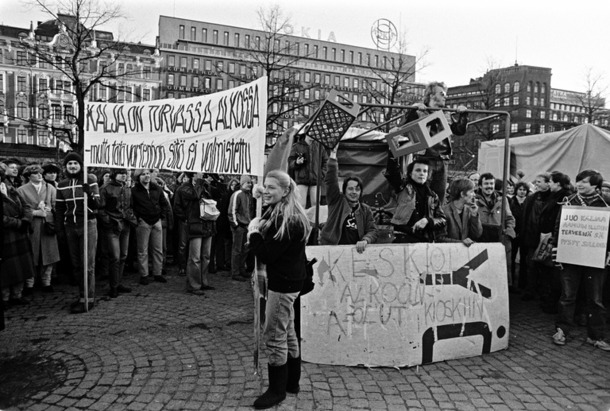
[320,144,377,251]
[55,153,100,314]
[552,169,610,351]
[384,157,446,243]
[131,169,170,286]
[247,170,311,409]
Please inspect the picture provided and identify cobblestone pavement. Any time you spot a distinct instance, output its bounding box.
[1,266,609,411]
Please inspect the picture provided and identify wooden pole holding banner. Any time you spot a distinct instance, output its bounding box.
[83,162,89,312]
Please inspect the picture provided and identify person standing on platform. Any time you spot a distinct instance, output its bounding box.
[395,82,469,204]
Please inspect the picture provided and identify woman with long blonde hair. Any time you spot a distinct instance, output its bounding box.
[247,169,310,409]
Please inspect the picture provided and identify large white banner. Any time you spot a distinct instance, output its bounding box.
[84,77,268,176]
[302,243,509,367]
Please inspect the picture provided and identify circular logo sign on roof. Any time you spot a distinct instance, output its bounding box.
[371,19,398,50]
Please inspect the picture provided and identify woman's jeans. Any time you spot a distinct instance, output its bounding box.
[263,290,300,366]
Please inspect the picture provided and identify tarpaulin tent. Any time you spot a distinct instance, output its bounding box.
[478,124,610,182]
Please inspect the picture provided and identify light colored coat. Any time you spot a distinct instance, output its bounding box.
[17,182,60,266]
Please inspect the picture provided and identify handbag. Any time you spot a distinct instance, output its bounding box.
[531,232,554,267]
[199,198,220,221]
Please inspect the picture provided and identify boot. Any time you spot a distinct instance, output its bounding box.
[253,363,287,409]
[286,356,301,394]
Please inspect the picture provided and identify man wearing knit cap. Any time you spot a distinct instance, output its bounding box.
[228,174,253,281]
[56,152,101,314]
[131,169,170,285]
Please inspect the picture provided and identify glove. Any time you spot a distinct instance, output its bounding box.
[20,220,31,232]
[82,183,90,194]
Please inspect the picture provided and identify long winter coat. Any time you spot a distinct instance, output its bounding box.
[17,182,60,267]
[1,183,35,286]
[174,181,216,239]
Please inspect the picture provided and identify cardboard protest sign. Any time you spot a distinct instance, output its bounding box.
[84,77,268,176]
[301,243,509,367]
[556,205,610,269]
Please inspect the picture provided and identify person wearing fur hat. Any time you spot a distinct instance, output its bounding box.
[56,152,101,314]
[99,168,136,298]
[0,162,35,307]
[42,163,61,188]
[228,174,254,281]
[131,169,170,285]
[17,164,60,294]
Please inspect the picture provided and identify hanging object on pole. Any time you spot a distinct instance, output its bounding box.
[303,90,360,150]
[385,110,451,158]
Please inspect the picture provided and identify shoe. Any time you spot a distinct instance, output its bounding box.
[552,328,566,346]
[254,363,287,409]
[116,285,132,293]
[153,275,167,283]
[187,289,206,296]
[201,285,215,291]
[140,276,151,285]
[107,288,119,298]
[178,269,186,277]
[22,287,34,296]
[9,297,30,306]
[42,285,54,293]
[586,338,610,351]
[232,275,248,282]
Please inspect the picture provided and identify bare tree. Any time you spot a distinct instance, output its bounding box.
[579,67,607,124]
[363,36,428,132]
[217,4,318,142]
[20,0,155,154]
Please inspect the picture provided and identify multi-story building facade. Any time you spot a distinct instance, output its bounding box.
[0,15,162,162]
[157,16,422,146]
[446,64,608,171]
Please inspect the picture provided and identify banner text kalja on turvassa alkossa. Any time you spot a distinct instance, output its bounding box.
[83,77,268,176]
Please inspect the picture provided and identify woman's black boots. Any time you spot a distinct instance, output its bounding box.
[253,363,287,409]
[286,356,301,394]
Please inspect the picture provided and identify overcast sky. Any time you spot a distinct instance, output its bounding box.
[2,0,608,97]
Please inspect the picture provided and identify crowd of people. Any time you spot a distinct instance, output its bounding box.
[2,80,610,409]
[0,153,256,314]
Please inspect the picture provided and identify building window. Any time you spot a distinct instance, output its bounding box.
[322,46,327,59]
[168,55,175,67]
[511,123,518,133]
[527,82,532,92]
[193,77,199,88]
[332,48,337,61]
[213,30,218,44]
[17,102,28,118]
[39,78,48,93]
[343,77,349,88]
[303,90,310,99]
[38,104,49,119]
[540,125,545,133]
[255,36,261,49]
[526,109,532,118]
[541,83,546,94]
[358,52,363,65]
[64,105,73,120]
[179,25,185,39]
[193,58,200,70]
[180,56,187,68]
[514,82,520,92]
[349,50,354,63]
[224,31,229,46]
[374,55,379,67]
[18,128,27,144]
[234,33,240,47]
[340,49,345,61]
[314,90,320,99]
[525,123,531,133]
[204,78,211,89]
[534,83,539,93]
[503,97,509,106]
[244,34,250,48]
[168,73,175,85]
[504,83,510,93]
[540,110,546,119]
[526,96,531,105]
[143,89,150,101]
[313,45,318,58]
[334,76,340,87]
[495,84,501,94]
[18,76,27,92]
[513,96,519,105]
[492,124,500,134]
[314,73,321,84]
[228,62,235,74]
[304,72,311,83]
[216,78,223,90]
[191,27,196,41]
[324,74,330,85]
[180,75,187,87]
[202,28,208,42]
[353,79,359,89]
[540,98,545,106]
